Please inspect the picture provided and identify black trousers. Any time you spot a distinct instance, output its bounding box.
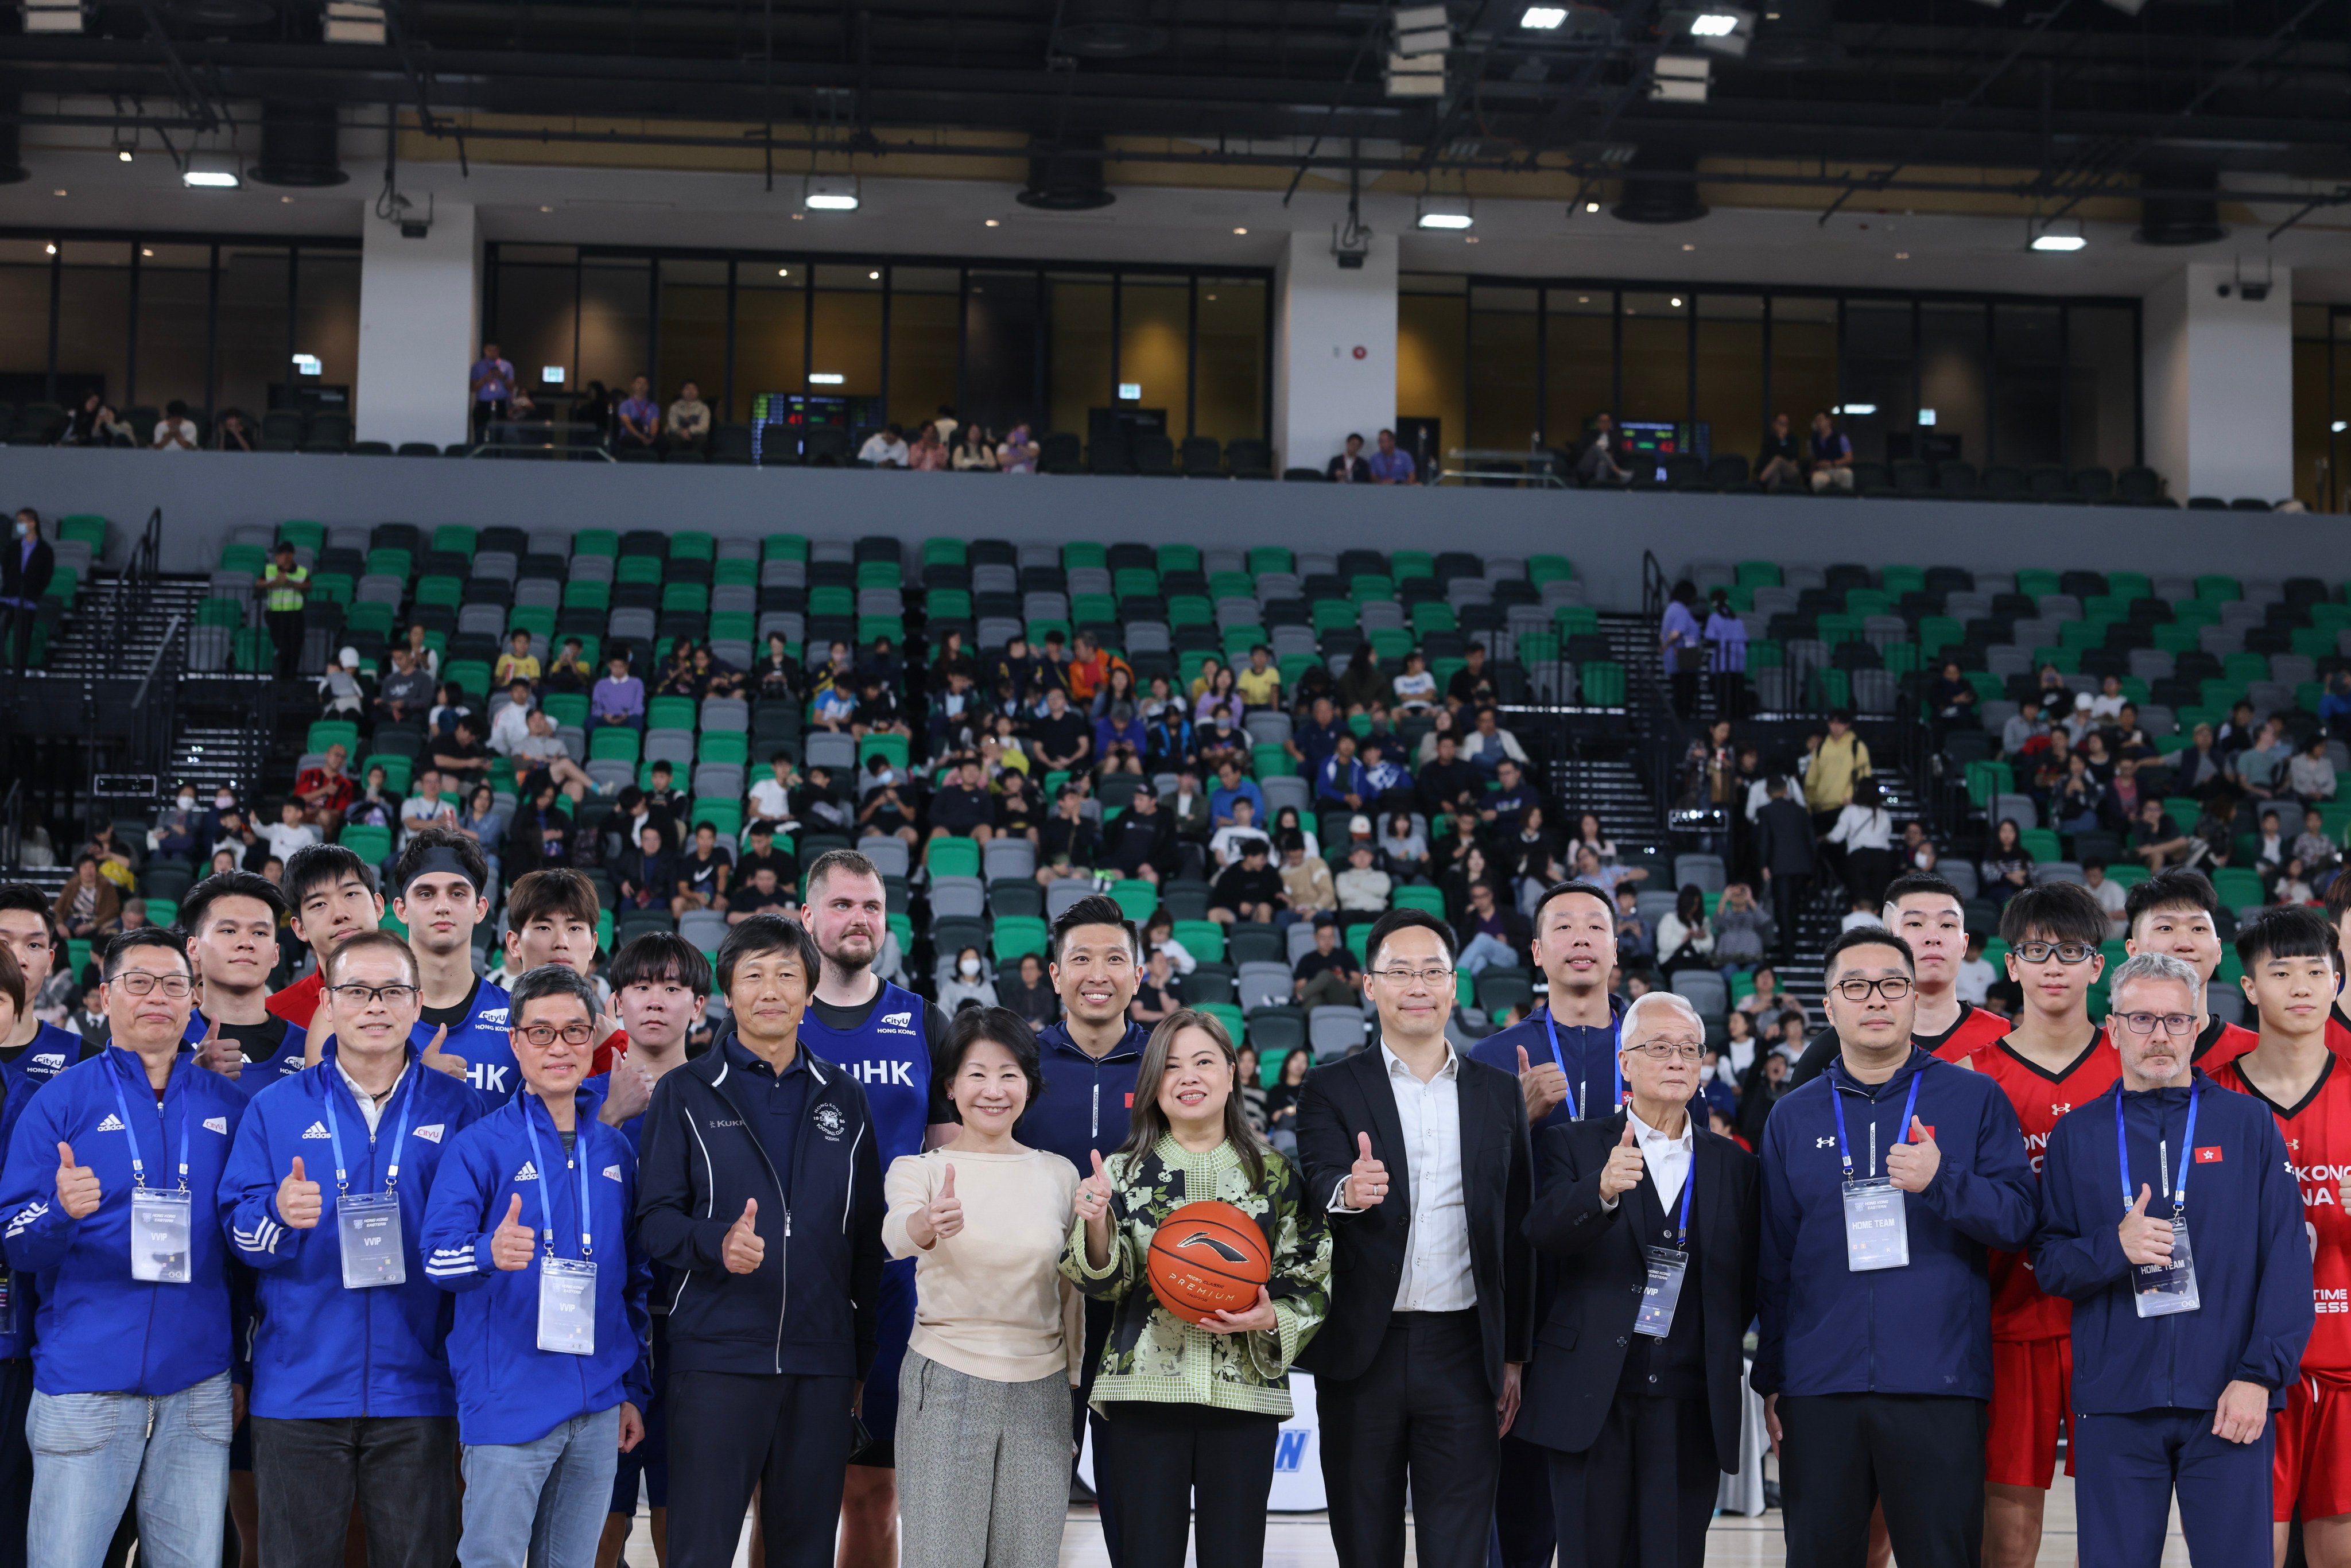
[0,1358,30,1568]
[1318,1310,1496,1568]
[1098,1402,1277,1568]
[0,606,34,676]
[1073,1295,1125,1566]
[664,1369,855,1568]
[266,610,305,678]
[1778,1392,1985,1568]
[1766,872,1807,961]
[251,1414,459,1568]
[1488,1431,1555,1568]
[1546,1396,1719,1568]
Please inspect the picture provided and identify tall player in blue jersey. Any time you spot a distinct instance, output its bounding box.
[182,872,307,1094]
[389,829,512,1103]
[795,851,952,1568]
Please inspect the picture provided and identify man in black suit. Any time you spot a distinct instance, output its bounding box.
[1520,989,1761,1568]
[1753,775,1814,964]
[1297,907,1534,1568]
[2,509,55,676]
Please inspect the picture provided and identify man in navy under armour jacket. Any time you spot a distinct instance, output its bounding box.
[422,964,650,1568]
[2034,952,2312,1568]
[1753,926,2037,1568]
[635,914,884,1568]
[220,930,485,1568]
[0,928,251,1568]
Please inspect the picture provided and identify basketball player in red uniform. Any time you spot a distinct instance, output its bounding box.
[2210,905,2351,1567]
[2125,868,2261,1069]
[2323,871,2351,1058]
[1790,873,2008,1088]
[1964,882,2122,1568]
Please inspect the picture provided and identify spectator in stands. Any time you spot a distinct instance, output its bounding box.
[1654,884,1714,976]
[1314,733,1368,815]
[1574,412,1632,486]
[2294,807,2338,883]
[1802,709,1871,833]
[1210,797,1271,871]
[930,756,996,845]
[1028,686,1091,778]
[376,645,432,725]
[1141,910,1196,976]
[214,409,255,452]
[1806,409,1854,491]
[1711,880,1772,972]
[1210,837,1282,925]
[1208,759,1264,830]
[616,824,676,912]
[691,643,746,702]
[317,646,368,721]
[2080,859,2128,937]
[2128,795,2193,871]
[151,398,199,450]
[1756,412,1803,491]
[1037,786,1101,881]
[1456,878,1531,975]
[1928,661,1977,724]
[2321,672,2351,744]
[754,634,798,705]
[1194,710,1244,775]
[401,622,439,681]
[936,946,995,1015]
[52,855,121,940]
[294,743,358,831]
[432,716,491,786]
[470,341,515,440]
[1461,706,1529,776]
[2292,733,2338,803]
[903,421,948,471]
[1,507,53,676]
[1826,776,1894,906]
[1415,731,1479,820]
[1982,817,2032,906]
[1235,646,1282,711]
[1130,948,1179,1029]
[1193,666,1243,731]
[1072,641,1131,715]
[997,424,1040,473]
[858,423,910,467]
[2237,717,2292,801]
[1332,643,1382,713]
[673,821,731,919]
[495,631,540,689]
[266,798,323,867]
[591,654,643,729]
[514,711,596,798]
[615,375,660,449]
[1145,707,1193,777]
[993,771,1039,844]
[1753,776,1811,961]
[399,768,450,845]
[490,680,537,756]
[1106,786,1176,884]
[1390,651,1437,715]
[1368,428,1415,485]
[811,675,858,733]
[1167,770,1211,849]
[858,762,919,845]
[1326,433,1371,483]
[2097,754,2147,834]
[1093,701,1146,777]
[1359,738,1412,812]
[2190,795,2240,870]
[952,423,999,471]
[1000,953,1056,1027]
[2253,809,2289,876]
[654,642,700,701]
[1335,842,1391,929]
[1290,917,1359,1010]
[2002,694,2049,758]
[258,541,311,680]
[737,819,795,889]
[1660,579,1704,719]
[730,863,793,925]
[503,783,573,879]
[1483,757,1542,840]
[665,380,710,451]
[1376,811,1426,882]
[1279,834,1336,922]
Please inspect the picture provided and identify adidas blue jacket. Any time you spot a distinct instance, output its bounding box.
[218,1042,487,1419]
[0,1050,64,1363]
[421,1086,651,1445]
[0,1046,250,1395]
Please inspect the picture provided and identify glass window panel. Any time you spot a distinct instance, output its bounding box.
[1117,277,1190,441]
[492,260,579,401]
[961,270,1039,436]
[1544,289,1612,449]
[1619,292,1688,428]
[293,252,360,418]
[215,246,292,430]
[809,263,883,415]
[2295,304,2329,340]
[1396,287,1465,471]
[736,262,807,416]
[1694,294,1764,469]
[129,244,211,414]
[2295,335,2332,510]
[1194,277,1265,450]
[1467,285,1539,452]
[0,240,52,398]
[2065,305,2135,475]
[1046,273,1112,440]
[1769,296,1838,448]
[578,258,653,406]
[1918,304,1987,472]
[55,241,131,412]
[655,258,728,418]
[1840,301,1914,464]
[2332,312,2351,510]
[887,266,960,435]
[1993,303,2062,469]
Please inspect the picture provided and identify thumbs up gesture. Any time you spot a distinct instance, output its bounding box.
[420,1025,470,1085]
[910,1166,964,1250]
[490,1194,536,1271]
[194,1017,239,1080]
[1599,1119,1646,1204]
[1885,1116,1941,1194]
[55,1142,100,1220]
[277,1155,323,1229]
[1074,1150,1113,1226]
[1343,1132,1389,1209]
[1517,1044,1568,1123]
[721,1199,764,1274]
[2119,1183,2175,1267]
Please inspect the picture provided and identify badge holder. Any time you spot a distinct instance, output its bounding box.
[1635,1247,1690,1336]
[2133,1218,2200,1318]
[1841,1178,1910,1272]
[130,1187,194,1284]
[336,1193,407,1289]
[538,1257,598,1354]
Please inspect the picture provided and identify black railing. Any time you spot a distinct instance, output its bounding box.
[128,613,186,777]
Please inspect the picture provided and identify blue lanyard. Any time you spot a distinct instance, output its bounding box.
[518,1097,596,1260]
[1828,1065,1923,1179]
[105,1050,191,1191]
[1543,1007,1623,1121]
[321,1062,419,1196]
[2116,1081,2200,1217]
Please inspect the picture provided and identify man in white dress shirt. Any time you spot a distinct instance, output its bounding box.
[1296,909,1534,1568]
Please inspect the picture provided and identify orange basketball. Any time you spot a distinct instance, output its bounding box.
[1146,1200,1273,1325]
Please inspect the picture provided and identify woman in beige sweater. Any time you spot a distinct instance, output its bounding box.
[883,1006,1078,1568]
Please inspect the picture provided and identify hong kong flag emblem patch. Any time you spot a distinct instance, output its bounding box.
[2194,1146,2224,1164]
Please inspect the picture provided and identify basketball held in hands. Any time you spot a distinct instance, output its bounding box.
[1145,1201,1272,1325]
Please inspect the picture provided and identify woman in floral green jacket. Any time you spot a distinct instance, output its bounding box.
[1061,1007,1330,1568]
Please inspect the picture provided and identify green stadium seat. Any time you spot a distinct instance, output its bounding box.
[1245,547,1293,578]
[589,729,641,763]
[2212,868,2263,910]
[1174,919,1226,965]
[308,721,359,756]
[1390,886,1446,917]
[926,837,981,878]
[340,824,393,865]
[1200,1003,1248,1045]
[764,533,809,561]
[1528,555,1573,585]
[646,696,696,731]
[1158,544,1202,575]
[992,917,1049,961]
[1580,662,1625,706]
[1111,881,1159,923]
[2019,828,2062,862]
[430,525,478,559]
[58,515,107,555]
[670,531,715,561]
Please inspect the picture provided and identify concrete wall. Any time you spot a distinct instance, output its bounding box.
[1274,230,1399,477]
[355,201,482,451]
[10,447,2346,612]
[2141,262,2295,504]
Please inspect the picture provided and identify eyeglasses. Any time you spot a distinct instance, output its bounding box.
[1371,966,1457,988]
[328,983,420,1009]
[1625,1041,1705,1061]
[2012,941,2098,965]
[110,972,193,999]
[2116,1011,2198,1037]
[516,1022,596,1047]
[1832,976,1914,1003]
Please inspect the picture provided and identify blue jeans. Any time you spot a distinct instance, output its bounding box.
[458,1405,620,1568]
[28,1371,234,1568]
[1457,933,1517,975]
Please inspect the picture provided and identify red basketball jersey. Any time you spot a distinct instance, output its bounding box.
[2213,1053,2351,1373]
[1961,1029,2124,1341]
[1928,1002,2018,1065]
[2326,1002,2351,1059]
[2194,1019,2261,1073]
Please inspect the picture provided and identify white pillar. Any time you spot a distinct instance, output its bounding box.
[2141,262,2294,504]
[1274,229,1398,476]
[356,199,480,449]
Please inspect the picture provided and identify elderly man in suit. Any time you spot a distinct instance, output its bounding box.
[1519,989,1761,1568]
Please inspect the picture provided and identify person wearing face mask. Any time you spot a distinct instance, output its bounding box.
[1,511,53,678]
[936,948,995,1015]
[885,1008,1079,1568]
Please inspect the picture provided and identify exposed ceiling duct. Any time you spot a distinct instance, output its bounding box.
[1611,148,1707,224]
[2137,165,2226,246]
[1017,133,1115,210]
[250,102,348,187]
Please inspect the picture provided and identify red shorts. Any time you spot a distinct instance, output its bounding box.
[2273,1373,2351,1524]
[1984,1337,2074,1490]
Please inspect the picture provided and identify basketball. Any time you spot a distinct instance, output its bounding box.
[1145,1201,1273,1325]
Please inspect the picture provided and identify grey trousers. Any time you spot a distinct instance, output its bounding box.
[897,1350,1070,1568]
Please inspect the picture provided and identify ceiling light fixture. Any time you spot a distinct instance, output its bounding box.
[1585,201,1601,213]
[44,243,56,256]
[984,218,1000,227]
[1650,53,1711,101]
[803,173,860,212]
[1233,226,1248,235]
[1520,5,1568,26]
[810,372,845,385]
[117,149,133,163]
[778,267,790,277]
[1670,296,1683,307]
[1418,211,1473,230]
[183,169,240,189]
[1834,402,1877,416]
[868,269,880,280]
[2030,232,2086,252]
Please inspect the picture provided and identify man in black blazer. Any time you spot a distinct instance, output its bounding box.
[1297,907,1533,1568]
[2,509,55,676]
[1520,989,1760,1568]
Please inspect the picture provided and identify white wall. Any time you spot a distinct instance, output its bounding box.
[356,200,480,450]
[2141,261,2294,503]
[1274,229,1399,473]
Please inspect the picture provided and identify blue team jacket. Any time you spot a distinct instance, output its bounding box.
[1015,1019,1148,1173]
[0,1046,250,1395]
[218,1041,487,1419]
[420,1086,651,1445]
[2034,1073,2313,1414]
[1753,1047,2037,1401]
[1471,996,1629,1140]
[0,1034,74,1363]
